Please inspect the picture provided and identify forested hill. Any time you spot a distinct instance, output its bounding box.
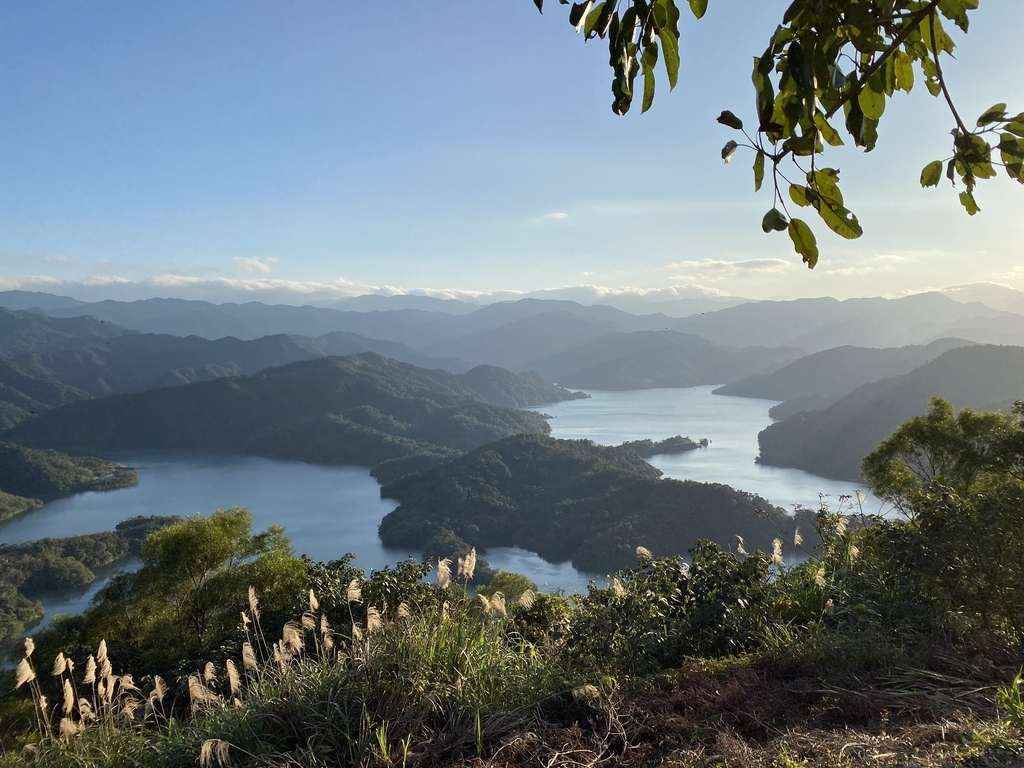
[528,330,803,390]
[3,354,579,476]
[0,307,474,431]
[0,441,138,522]
[757,345,1024,480]
[714,338,974,403]
[379,433,808,573]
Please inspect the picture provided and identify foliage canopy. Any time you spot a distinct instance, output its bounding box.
[537,0,1022,266]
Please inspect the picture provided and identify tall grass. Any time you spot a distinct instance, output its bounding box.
[4,584,571,768]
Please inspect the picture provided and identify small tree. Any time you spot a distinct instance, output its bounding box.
[861,398,1024,646]
[75,507,305,669]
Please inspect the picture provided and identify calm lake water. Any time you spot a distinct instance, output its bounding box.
[529,386,885,516]
[1,387,886,627]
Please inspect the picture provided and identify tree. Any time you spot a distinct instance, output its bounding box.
[536,0,1022,267]
[862,396,1022,513]
[69,507,306,669]
[860,398,1024,644]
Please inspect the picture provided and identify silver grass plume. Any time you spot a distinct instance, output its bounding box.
[15,658,35,688]
[62,679,74,714]
[59,717,81,738]
[200,739,232,768]
[52,653,67,676]
[736,535,748,556]
[457,548,477,580]
[282,622,304,654]
[346,578,362,604]
[772,538,783,565]
[83,656,96,685]
[437,558,452,590]
[366,607,383,635]
[226,660,241,696]
[518,590,536,609]
[242,642,258,671]
[491,592,507,618]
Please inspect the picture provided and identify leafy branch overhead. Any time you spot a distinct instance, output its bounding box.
[534,0,1021,268]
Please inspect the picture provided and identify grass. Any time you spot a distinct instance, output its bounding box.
[6,537,1024,767]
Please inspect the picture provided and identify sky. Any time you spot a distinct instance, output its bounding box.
[1,1,1022,305]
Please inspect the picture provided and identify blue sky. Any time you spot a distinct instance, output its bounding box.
[1,1,1021,304]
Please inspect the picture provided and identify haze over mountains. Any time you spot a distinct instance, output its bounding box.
[1,282,1022,491]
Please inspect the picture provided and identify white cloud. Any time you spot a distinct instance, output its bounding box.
[532,211,570,224]
[234,257,277,275]
[664,257,791,276]
[82,275,134,286]
[0,274,65,291]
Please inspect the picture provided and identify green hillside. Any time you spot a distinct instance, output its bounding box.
[379,433,809,573]
[3,354,577,479]
[0,441,138,522]
[757,345,1024,480]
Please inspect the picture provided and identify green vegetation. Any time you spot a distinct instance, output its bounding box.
[0,442,138,503]
[621,434,699,457]
[757,344,1024,480]
[40,508,306,672]
[0,517,177,646]
[542,0,1021,264]
[5,397,1024,766]
[3,354,575,485]
[379,433,813,573]
[0,442,138,525]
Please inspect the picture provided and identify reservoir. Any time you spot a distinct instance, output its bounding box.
[1,387,886,626]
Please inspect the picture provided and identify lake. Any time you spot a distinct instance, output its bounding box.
[0,387,886,627]
[529,386,885,516]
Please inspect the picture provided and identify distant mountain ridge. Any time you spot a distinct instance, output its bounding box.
[715,338,975,406]
[4,354,583,481]
[530,330,804,390]
[756,345,1024,480]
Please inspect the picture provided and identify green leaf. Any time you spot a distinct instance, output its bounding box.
[808,168,842,203]
[857,77,886,121]
[789,184,817,208]
[657,26,680,89]
[716,110,743,130]
[584,2,612,38]
[687,0,708,19]
[753,152,764,192]
[920,160,944,188]
[761,208,789,233]
[894,51,915,93]
[977,103,1009,127]
[1006,121,1024,139]
[569,1,593,30]
[788,218,818,268]
[939,0,978,33]
[640,42,658,113]
[959,190,980,215]
[815,195,863,239]
[534,0,544,12]
[998,134,1024,184]
[813,113,843,147]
